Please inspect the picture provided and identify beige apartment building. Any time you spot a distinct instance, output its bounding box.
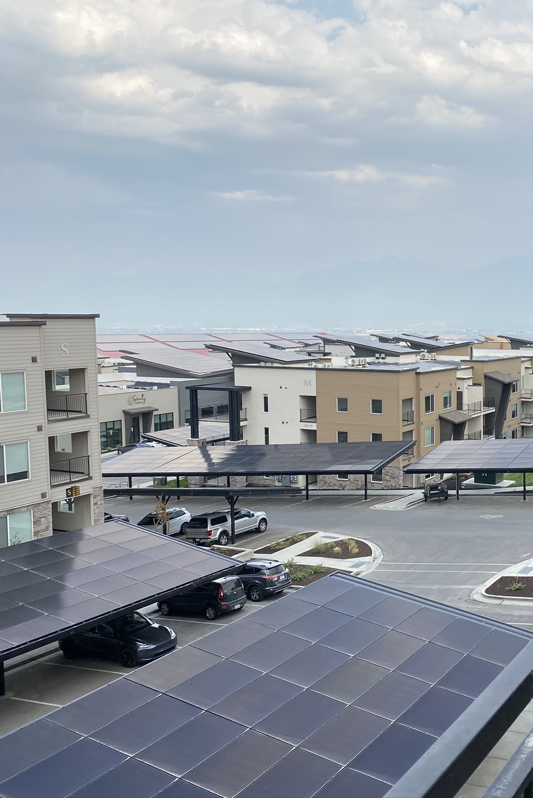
[0,314,103,545]
[98,382,180,451]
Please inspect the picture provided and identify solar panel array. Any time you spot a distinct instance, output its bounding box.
[0,574,530,798]
[207,342,317,363]
[143,423,230,447]
[125,349,233,376]
[102,442,414,478]
[0,522,237,661]
[405,439,533,473]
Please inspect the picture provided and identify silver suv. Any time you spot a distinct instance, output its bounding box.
[185,508,268,546]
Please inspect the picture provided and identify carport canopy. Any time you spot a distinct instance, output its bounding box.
[0,521,239,694]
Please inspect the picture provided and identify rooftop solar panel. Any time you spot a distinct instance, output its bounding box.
[405,439,533,473]
[0,523,237,665]
[102,442,414,478]
[2,574,532,798]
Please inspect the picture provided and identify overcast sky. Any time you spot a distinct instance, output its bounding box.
[2,0,533,326]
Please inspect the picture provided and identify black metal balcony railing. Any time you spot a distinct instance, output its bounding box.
[402,410,415,425]
[50,456,90,485]
[522,414,533,425]
[466,398,496,415]
[300,409,317,422]
[47,393,88,420]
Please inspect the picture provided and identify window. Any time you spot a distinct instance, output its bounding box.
[337,431,348,443]
[443,391,452,410]
[201,406,214,418]
[424,395,435,414]
[216,404,228,416]
[371,433,383,442]
[58,499,75,513]
[263,394,269,413]
[0,510,33,548]
[512,380,518,393]
[0,373,26,413]
[424,427,435,447]
[0,442,30,484]
[371,470,383,483]
[55,434,72,453]
[154,412,174,431]
[53,370,70,392]
[100,420,122,451]
[512,403,518,419]
[371,399,383,415]
[337,472,348,480]
[337,398,348,413]
[264,427,270,445]
[511,428,519,439]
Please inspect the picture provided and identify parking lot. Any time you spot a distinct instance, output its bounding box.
[2,489,533,736]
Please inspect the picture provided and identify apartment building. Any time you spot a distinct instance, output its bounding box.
[0,314,103,545]
[98,382,180,451]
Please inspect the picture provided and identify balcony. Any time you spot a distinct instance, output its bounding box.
[465,398,496,415]
[50,456,91,486]
[402,410,415,426]
[464,431,482,440]
[522,414,533,426]
[240,408,247,422]
[47,393,88,421]
[300,409,317,422]
[522,389,533,401]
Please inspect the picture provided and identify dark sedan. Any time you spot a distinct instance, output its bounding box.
[59,612,177,667]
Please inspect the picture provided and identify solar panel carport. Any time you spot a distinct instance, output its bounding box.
[102,441,415,500]
[405,439,533,500]
[1,573,532,798]
[0,521,238,695]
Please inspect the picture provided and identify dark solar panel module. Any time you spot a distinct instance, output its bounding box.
[1,574,533,798]
[406,439,533,473]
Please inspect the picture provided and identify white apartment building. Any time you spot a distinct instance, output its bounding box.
[0,314,103,545]
[98,382,180,451]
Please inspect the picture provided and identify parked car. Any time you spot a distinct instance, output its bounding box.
[59,612,177,667]
[238,558,292,602]
[136,507,191,536]
[104,511,130,523]
[158,576,247,620]
[185,508,268,546]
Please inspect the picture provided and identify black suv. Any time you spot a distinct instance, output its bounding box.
[158,576,246,620]
[59,612,177,667]
[238,559,292,602]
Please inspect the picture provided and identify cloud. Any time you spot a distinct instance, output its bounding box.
[316,165,447,187]
[214,189,294,202]
[416,95,492,128]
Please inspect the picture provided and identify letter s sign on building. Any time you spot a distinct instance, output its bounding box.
[61,343,69,357]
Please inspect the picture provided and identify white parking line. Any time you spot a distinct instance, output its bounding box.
[9,697,62,707]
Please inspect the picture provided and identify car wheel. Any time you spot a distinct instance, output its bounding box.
[256,519,268,533]
[159,601,172,616]
[205,605,218,620]
[180,522,188,534]
[120,648,138,668]
[248,585,264,602]
[61,640,79,660]
[218,531,229,546]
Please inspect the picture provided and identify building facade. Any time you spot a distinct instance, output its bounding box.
[0,314,103,544]
[98,384,180,451]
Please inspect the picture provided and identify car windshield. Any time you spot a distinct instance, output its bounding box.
[115,612,151,633]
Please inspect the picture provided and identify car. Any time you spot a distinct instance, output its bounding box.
[136,507,191,536]
[158,576,247,620]
[238,558,292,602]
[104,511,130,523]
[185,508,268,546]
[59,612,177,667]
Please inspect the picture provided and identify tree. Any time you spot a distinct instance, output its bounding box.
[154,496,171,535]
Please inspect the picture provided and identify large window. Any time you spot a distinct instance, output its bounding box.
[53,370,70,391]
[0,442,30,483]
[264,427,270,445]
[100,420,122,451]
[263,394,269,413]
[443,391,452,410]
[424,427,435,447]
[0,372,26,413]
[337,431,348,443]
[512,380,519,393]
[337,398,348,413]
[154,412,174,431]
[55,434,72,453]
[371,399,383,414]
[424,395,435,414]
[0,510,33,548]
[371,433,383,442]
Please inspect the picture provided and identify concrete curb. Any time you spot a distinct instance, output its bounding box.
[472,559,533,606]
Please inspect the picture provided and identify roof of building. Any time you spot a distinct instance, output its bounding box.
[102,441,415,478]
[500,333,533,346]
[207,342,318,364]
[122,348,233,378]
[0,522,237,664]
[5,313,100,319]
[2,573,532,798]
[485,371,516,384]
[143,422,230,446]
[439,410,471,425]
[316,334,419,356]
[405,439,533,473]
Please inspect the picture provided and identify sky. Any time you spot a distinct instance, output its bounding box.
[1,0,533,328]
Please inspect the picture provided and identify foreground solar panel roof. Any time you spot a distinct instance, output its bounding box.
[143,422,230,447]
[0,522,237,662]
[1,574,532,798]
[102,442,415,478]
[405,438,533,473]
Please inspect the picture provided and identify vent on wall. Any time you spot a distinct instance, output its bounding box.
[37,425,43,432]
[31,356,38,363]
[41,492,47,499]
